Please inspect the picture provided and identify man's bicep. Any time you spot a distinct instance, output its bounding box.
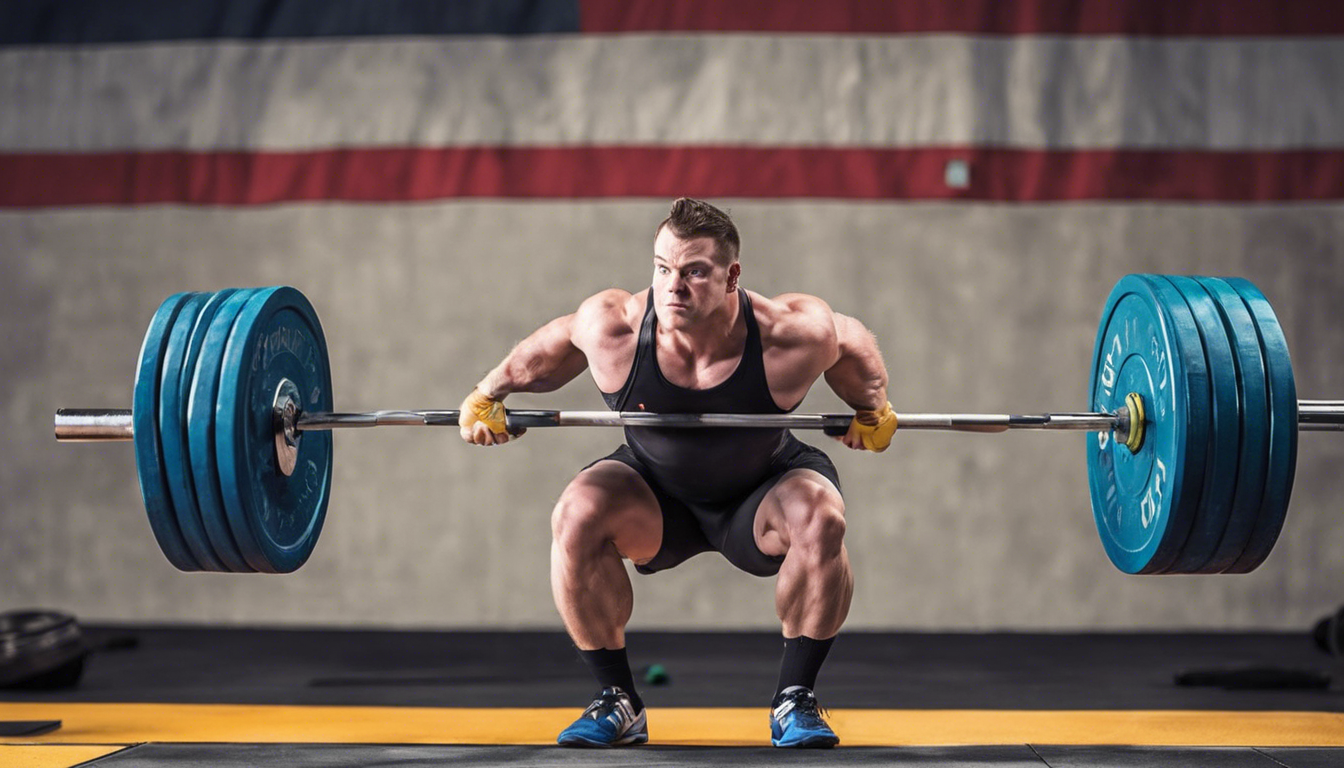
[511,314,589,392]
[569,292,641,393]
[799,300,842,371]
[763,298,840,406]
[478,313,587,397]
[538,314,585,359]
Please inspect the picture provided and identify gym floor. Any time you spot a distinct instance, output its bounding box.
[1,627,1342,766]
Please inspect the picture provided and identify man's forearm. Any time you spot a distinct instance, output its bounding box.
[824,314,888,412]
[825,360,887,412]
[476,363,520,399]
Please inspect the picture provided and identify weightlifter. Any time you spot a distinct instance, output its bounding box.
[459,198,894,748]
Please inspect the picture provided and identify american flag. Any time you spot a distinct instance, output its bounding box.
[3,0,1340,206]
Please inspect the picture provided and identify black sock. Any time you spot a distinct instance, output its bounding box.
[578,647,643,712]
[775,634,835,697]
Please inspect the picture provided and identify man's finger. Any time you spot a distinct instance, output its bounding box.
[472,422,493,445]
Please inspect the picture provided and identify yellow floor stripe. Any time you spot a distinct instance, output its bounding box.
[0,703,1342,747]
[0,744,129,768]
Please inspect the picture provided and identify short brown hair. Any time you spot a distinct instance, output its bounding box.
[656,198,740,263]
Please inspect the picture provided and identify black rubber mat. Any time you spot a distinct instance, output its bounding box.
[5,627,1336,712]
[1257,749,1344,768]
[1031,745,1305,766]
[79,743,1344,767]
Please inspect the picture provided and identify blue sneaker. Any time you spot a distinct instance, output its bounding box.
[770,686,839,748]
[556,687,648,747]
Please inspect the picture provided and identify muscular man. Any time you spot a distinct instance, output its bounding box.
[460,199,894,748]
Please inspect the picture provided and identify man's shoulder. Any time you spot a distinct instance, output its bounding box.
[750,291,836,349]
[574,288,645,341]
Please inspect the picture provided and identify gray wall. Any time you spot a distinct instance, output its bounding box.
[3,201,1342,629]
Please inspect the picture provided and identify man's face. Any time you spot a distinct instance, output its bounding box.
[652,227,739,331]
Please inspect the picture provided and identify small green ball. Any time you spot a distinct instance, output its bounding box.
[643,663,670,685]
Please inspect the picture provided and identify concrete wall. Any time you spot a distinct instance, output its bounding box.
[3,201,1342,629]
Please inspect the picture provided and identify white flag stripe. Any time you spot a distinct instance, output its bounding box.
[3,35,1342,153]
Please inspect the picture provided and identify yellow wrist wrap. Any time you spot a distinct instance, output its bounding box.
[464,390,508,434]
[848,402,897,452]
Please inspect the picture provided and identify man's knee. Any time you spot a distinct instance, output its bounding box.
[552,483,613,547]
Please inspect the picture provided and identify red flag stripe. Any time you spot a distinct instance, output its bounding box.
[2,147,1343,207]
[579,0,1344,36]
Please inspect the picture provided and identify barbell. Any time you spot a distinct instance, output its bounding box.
[53,277,1343,575]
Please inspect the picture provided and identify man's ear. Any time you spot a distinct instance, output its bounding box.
[727,262,741,292]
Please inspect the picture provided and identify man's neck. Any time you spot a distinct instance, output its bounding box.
[658,290,743,361]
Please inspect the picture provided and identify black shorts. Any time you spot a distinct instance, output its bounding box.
[584,435,842,577]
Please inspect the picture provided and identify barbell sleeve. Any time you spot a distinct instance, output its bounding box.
[53,409,135,441]
[1299,400,1344,431]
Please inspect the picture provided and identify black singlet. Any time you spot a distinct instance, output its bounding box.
[600,289,794,506]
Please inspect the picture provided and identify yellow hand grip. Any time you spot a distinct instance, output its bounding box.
[847,402,898,452]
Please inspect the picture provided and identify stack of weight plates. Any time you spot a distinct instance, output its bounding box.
[0,610,87,689]
[1087,275,1297,574]
[131,287,334,573]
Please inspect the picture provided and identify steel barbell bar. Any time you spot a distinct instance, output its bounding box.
[56,405,1140,439]
[55,402,1344,440]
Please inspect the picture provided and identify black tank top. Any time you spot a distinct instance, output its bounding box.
[601,289,793,505]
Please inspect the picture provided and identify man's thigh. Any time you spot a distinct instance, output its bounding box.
[576,447,718,574]
[560,458,663,564]
[690,468,839,578]
[752,469,845,558]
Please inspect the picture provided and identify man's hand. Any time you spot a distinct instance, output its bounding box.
[458,389,520,446]
[838,402,897,452]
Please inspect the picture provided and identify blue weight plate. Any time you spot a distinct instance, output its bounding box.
[216,287,333,574]
[1194,277,1270,573]
[1163,276,1241,574]
[186,289,259,572]
[133,292,201,572]
[158,292,227,571]
[1086,274,1210,574]
[177,288,254,573]
[163,288,252,573]
[1224,277,1298,573]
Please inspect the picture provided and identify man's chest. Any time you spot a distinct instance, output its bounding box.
[654,339,745,390]
[590,334,808,409]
